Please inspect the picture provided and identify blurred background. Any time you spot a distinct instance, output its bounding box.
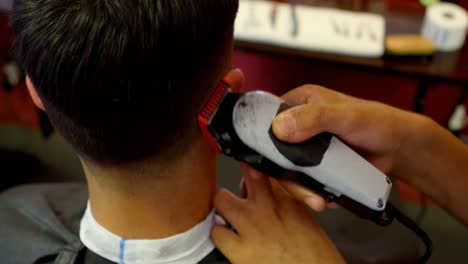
[0,0,467,263]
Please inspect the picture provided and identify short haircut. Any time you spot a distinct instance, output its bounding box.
[12,0,238,164]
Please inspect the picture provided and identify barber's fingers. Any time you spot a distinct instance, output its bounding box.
[278,180,327,212]
[241,164,334,212]
[239,164,248,198]
[241,164,275,207]
[223,68,245,93]
[214,188,250,232]
[211,225,243,261]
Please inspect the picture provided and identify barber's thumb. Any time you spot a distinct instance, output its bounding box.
[272,104,328,143]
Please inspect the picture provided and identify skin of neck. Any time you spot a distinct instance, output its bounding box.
[81,136,218,239]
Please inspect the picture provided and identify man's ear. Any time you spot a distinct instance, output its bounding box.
[26,76,45,111]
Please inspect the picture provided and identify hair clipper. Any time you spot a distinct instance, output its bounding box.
[198,80,395,225]
[197,80,432,262]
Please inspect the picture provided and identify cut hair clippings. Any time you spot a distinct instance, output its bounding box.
[198,80,433,263]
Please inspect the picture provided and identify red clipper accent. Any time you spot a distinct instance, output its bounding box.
[198,80,230,153]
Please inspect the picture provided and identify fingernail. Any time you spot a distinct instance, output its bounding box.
[239,177,245,190]
[250,169,261,180]
[275,113,297,138]
[215,215,227,226]
[304,197,319,210]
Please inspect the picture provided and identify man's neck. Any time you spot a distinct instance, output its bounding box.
[82,139,218,239]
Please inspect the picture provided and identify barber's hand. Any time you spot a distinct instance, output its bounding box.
[211,165,345,264]
[271,84,422,211]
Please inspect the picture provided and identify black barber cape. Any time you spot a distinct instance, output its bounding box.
[0,184,228,264]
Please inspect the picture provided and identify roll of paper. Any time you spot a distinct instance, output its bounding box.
[422,3,468,51]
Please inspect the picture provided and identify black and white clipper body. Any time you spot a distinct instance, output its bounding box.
[232,91,392,212]
[199,83,393,225]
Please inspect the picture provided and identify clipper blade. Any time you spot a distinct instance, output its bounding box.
[198,80,230,152]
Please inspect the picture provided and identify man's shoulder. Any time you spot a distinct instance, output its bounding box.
[0,183,88,264]
[0,183,231,264]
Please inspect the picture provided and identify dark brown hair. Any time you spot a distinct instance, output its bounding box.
[12,0,238,164]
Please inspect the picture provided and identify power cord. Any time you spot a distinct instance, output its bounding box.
[386,203,433,263]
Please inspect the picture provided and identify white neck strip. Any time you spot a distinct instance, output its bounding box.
[80,203,216,264]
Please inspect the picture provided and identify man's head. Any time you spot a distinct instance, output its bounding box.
[12,0,238,164]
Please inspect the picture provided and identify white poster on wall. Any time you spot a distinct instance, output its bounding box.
[235,0,386,58]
